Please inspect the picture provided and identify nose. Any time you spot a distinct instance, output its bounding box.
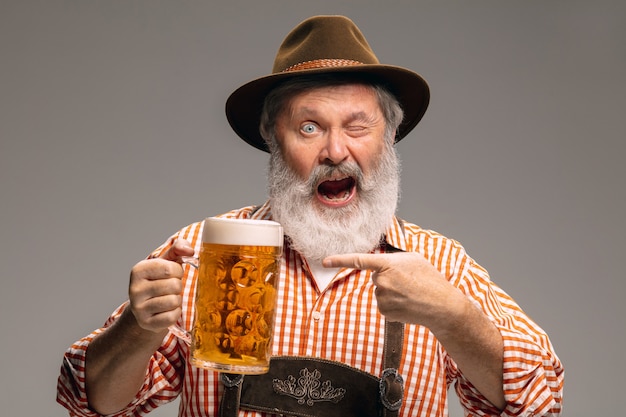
[319,129,349,165]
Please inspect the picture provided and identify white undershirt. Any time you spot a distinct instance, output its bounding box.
[306,258,341,291]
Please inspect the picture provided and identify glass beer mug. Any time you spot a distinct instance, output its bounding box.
[171,217,283,374]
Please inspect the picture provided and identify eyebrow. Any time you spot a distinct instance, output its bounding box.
[291,107,376,123]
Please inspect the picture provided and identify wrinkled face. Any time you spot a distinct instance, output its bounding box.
[268,83,400,261]
[274,84,387,212]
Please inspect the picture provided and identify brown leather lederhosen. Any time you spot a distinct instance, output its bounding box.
[218,320,405,417]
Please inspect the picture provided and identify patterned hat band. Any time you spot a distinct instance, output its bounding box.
[281,59,364,73]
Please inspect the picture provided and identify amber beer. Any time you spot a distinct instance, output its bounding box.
[189,217,283,374]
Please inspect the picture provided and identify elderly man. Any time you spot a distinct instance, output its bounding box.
[57,15,563,417]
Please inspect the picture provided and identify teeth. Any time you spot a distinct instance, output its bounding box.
[321,176,348,185]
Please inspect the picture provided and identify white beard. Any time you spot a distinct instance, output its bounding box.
[268,144,401,262]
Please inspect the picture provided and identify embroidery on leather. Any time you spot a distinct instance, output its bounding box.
[273,368,346,406]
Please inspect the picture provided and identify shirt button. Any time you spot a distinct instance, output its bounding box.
[312,311,322,321]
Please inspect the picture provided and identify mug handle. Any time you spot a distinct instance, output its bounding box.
[167,256,199,346]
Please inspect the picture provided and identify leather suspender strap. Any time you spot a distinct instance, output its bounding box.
[380,320,405,417]
[380,220,407,417]
[383,320,404,370]
[219,373,244,417]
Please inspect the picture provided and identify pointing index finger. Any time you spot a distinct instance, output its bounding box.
[322,253,385,272]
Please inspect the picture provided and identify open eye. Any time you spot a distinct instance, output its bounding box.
[301,123,318,135]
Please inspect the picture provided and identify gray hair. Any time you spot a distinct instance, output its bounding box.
[259,75,404,154]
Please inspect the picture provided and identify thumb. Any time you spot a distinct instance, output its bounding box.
[159,239,194,262]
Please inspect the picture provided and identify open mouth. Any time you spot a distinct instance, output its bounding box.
[316,176,356,206]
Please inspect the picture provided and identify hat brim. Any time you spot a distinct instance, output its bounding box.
[225,65,430,152]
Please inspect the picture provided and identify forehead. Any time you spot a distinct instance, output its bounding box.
[283,83,381,113]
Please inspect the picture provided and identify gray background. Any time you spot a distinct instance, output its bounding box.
[1,1,624,416]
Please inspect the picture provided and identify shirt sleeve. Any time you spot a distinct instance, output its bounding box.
[56,302,185,417]
[449,254,564,416]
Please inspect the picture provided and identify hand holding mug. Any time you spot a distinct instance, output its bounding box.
[128,239,194,334]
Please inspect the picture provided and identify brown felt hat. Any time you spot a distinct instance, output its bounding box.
[225,15,430,152]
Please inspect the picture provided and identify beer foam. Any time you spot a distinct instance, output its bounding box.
[202,217,283,248]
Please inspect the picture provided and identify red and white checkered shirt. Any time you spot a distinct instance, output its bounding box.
[57,202,563,416]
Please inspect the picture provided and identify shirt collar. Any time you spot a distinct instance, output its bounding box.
[383,216,408,252]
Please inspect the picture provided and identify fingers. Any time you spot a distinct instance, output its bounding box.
[133,295,183,332]
[130,239,193,296]
[129,259,184,333]
[128,239,193,333]
[131,258,184,285]
[132,238,194,283]
[129,259,184,317]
